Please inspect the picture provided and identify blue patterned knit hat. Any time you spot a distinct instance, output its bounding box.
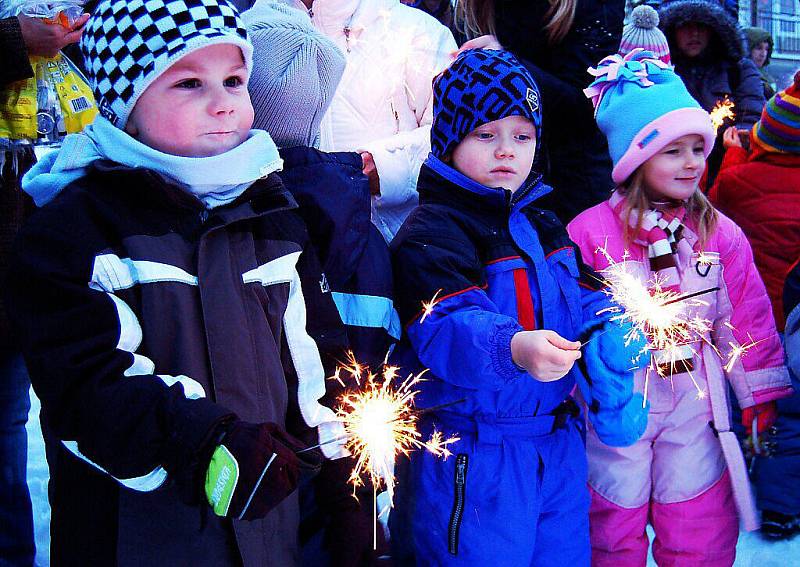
[430,49,542,158]
[584,49,715,183]
[81,0,252,128]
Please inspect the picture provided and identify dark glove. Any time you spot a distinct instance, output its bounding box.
[577,320,650,447]
[204,421,322,521]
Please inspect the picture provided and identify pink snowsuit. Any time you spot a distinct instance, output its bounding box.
[568,200,792,567]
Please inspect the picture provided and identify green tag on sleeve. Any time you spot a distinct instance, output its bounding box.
[205,445,239,517]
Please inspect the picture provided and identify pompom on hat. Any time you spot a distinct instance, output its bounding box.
[752,70,800,154]
[620,5,671,64]
[430,49,542,159]
[584,49,715,184]
[80,0,253,128]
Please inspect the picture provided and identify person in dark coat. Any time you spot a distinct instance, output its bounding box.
[453,0,625,224]
[762,260,800,539]
[244,4,399,564]
[658,0,766,184]
[6,1,352,564]
[0,6,88,565]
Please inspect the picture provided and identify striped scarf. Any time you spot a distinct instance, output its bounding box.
[611,191,694,375]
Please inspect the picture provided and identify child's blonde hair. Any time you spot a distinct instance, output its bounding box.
[618,168,718,248]
[455,0,576,45]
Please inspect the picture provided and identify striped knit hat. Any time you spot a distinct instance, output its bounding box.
[620,5,671,65]
[752,70,800,153]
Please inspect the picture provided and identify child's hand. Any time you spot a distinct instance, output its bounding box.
[359,151,381,196]
[511,330,581,382]
[742,402,778,435]
[722,126,744,149]
[451,34,503,58]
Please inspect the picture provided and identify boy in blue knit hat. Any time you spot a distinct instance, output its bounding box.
[389,49,648,564]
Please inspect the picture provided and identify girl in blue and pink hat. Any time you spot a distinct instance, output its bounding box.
[568,49,792,566]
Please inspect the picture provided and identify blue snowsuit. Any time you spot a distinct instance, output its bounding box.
[389,156,610,565]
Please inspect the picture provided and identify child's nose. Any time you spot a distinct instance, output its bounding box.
[209,89,236,115]
[495,140,514,158]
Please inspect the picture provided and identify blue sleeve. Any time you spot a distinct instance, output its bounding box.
[392,222,527,391]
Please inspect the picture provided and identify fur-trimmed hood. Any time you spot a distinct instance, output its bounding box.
[659,0,745,63]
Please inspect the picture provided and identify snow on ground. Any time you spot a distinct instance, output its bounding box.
[25,387,800,566]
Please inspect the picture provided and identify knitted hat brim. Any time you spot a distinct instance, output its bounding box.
[612,107,715,183]
[119,34,253,128]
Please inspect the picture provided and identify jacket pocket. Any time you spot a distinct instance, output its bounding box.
[448,453,469,555]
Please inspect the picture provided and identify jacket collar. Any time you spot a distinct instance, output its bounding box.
[420,154,550,213]
[89,162,297,223]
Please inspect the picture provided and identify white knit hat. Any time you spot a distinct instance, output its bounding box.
[243,1,345,148]
[80,0,253,128]
[619,5,671,64]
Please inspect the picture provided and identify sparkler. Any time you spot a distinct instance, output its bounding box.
[594,245,714,399]
[710,97,735,134]
[330,353,460,547]
[594,244,765,404]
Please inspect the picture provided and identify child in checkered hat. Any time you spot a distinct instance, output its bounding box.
[568,49,791,565]
[7,0,351,564]
[389,48,647,565]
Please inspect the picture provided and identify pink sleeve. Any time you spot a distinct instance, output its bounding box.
[715,217,792,407]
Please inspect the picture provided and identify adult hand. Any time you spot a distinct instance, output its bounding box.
[511,329,581,382]
[360,151,381,196]
[17,13,90,58]
[722,126,743,149]
[452,34,503,58]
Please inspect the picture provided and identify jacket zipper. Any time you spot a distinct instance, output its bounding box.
[448,453,468,555]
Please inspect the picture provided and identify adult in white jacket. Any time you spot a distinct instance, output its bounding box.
[284,0,457,241]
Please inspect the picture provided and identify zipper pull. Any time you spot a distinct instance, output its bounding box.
[343,26,351,52]
[390,100,400,134]
[455,456,466,484]
[199,209,209,223]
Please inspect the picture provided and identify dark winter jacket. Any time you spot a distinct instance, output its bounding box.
[278,147,398,565]
[1,16,36,356]
[391,157,608,421]
[753,259,800,516]
[0,17,33,87]
[6,164,349,566]
[659,0,765,128]
[279,146,398,370]
[491,0,625,224]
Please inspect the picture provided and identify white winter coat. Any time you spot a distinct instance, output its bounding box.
[284,0,457,241]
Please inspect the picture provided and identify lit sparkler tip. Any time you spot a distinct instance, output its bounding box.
[420,288,443,323]
[710,97,735,134]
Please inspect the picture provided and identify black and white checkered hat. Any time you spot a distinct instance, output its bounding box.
[80,0,253,128]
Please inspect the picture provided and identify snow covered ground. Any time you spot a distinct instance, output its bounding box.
[24,387,800,566]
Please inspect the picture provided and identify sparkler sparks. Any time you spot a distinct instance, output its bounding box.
[710,97,735,134]
[330,356,459,547]
[594,245,715,399]
[420,289,443,323]
[724,336,762,373]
